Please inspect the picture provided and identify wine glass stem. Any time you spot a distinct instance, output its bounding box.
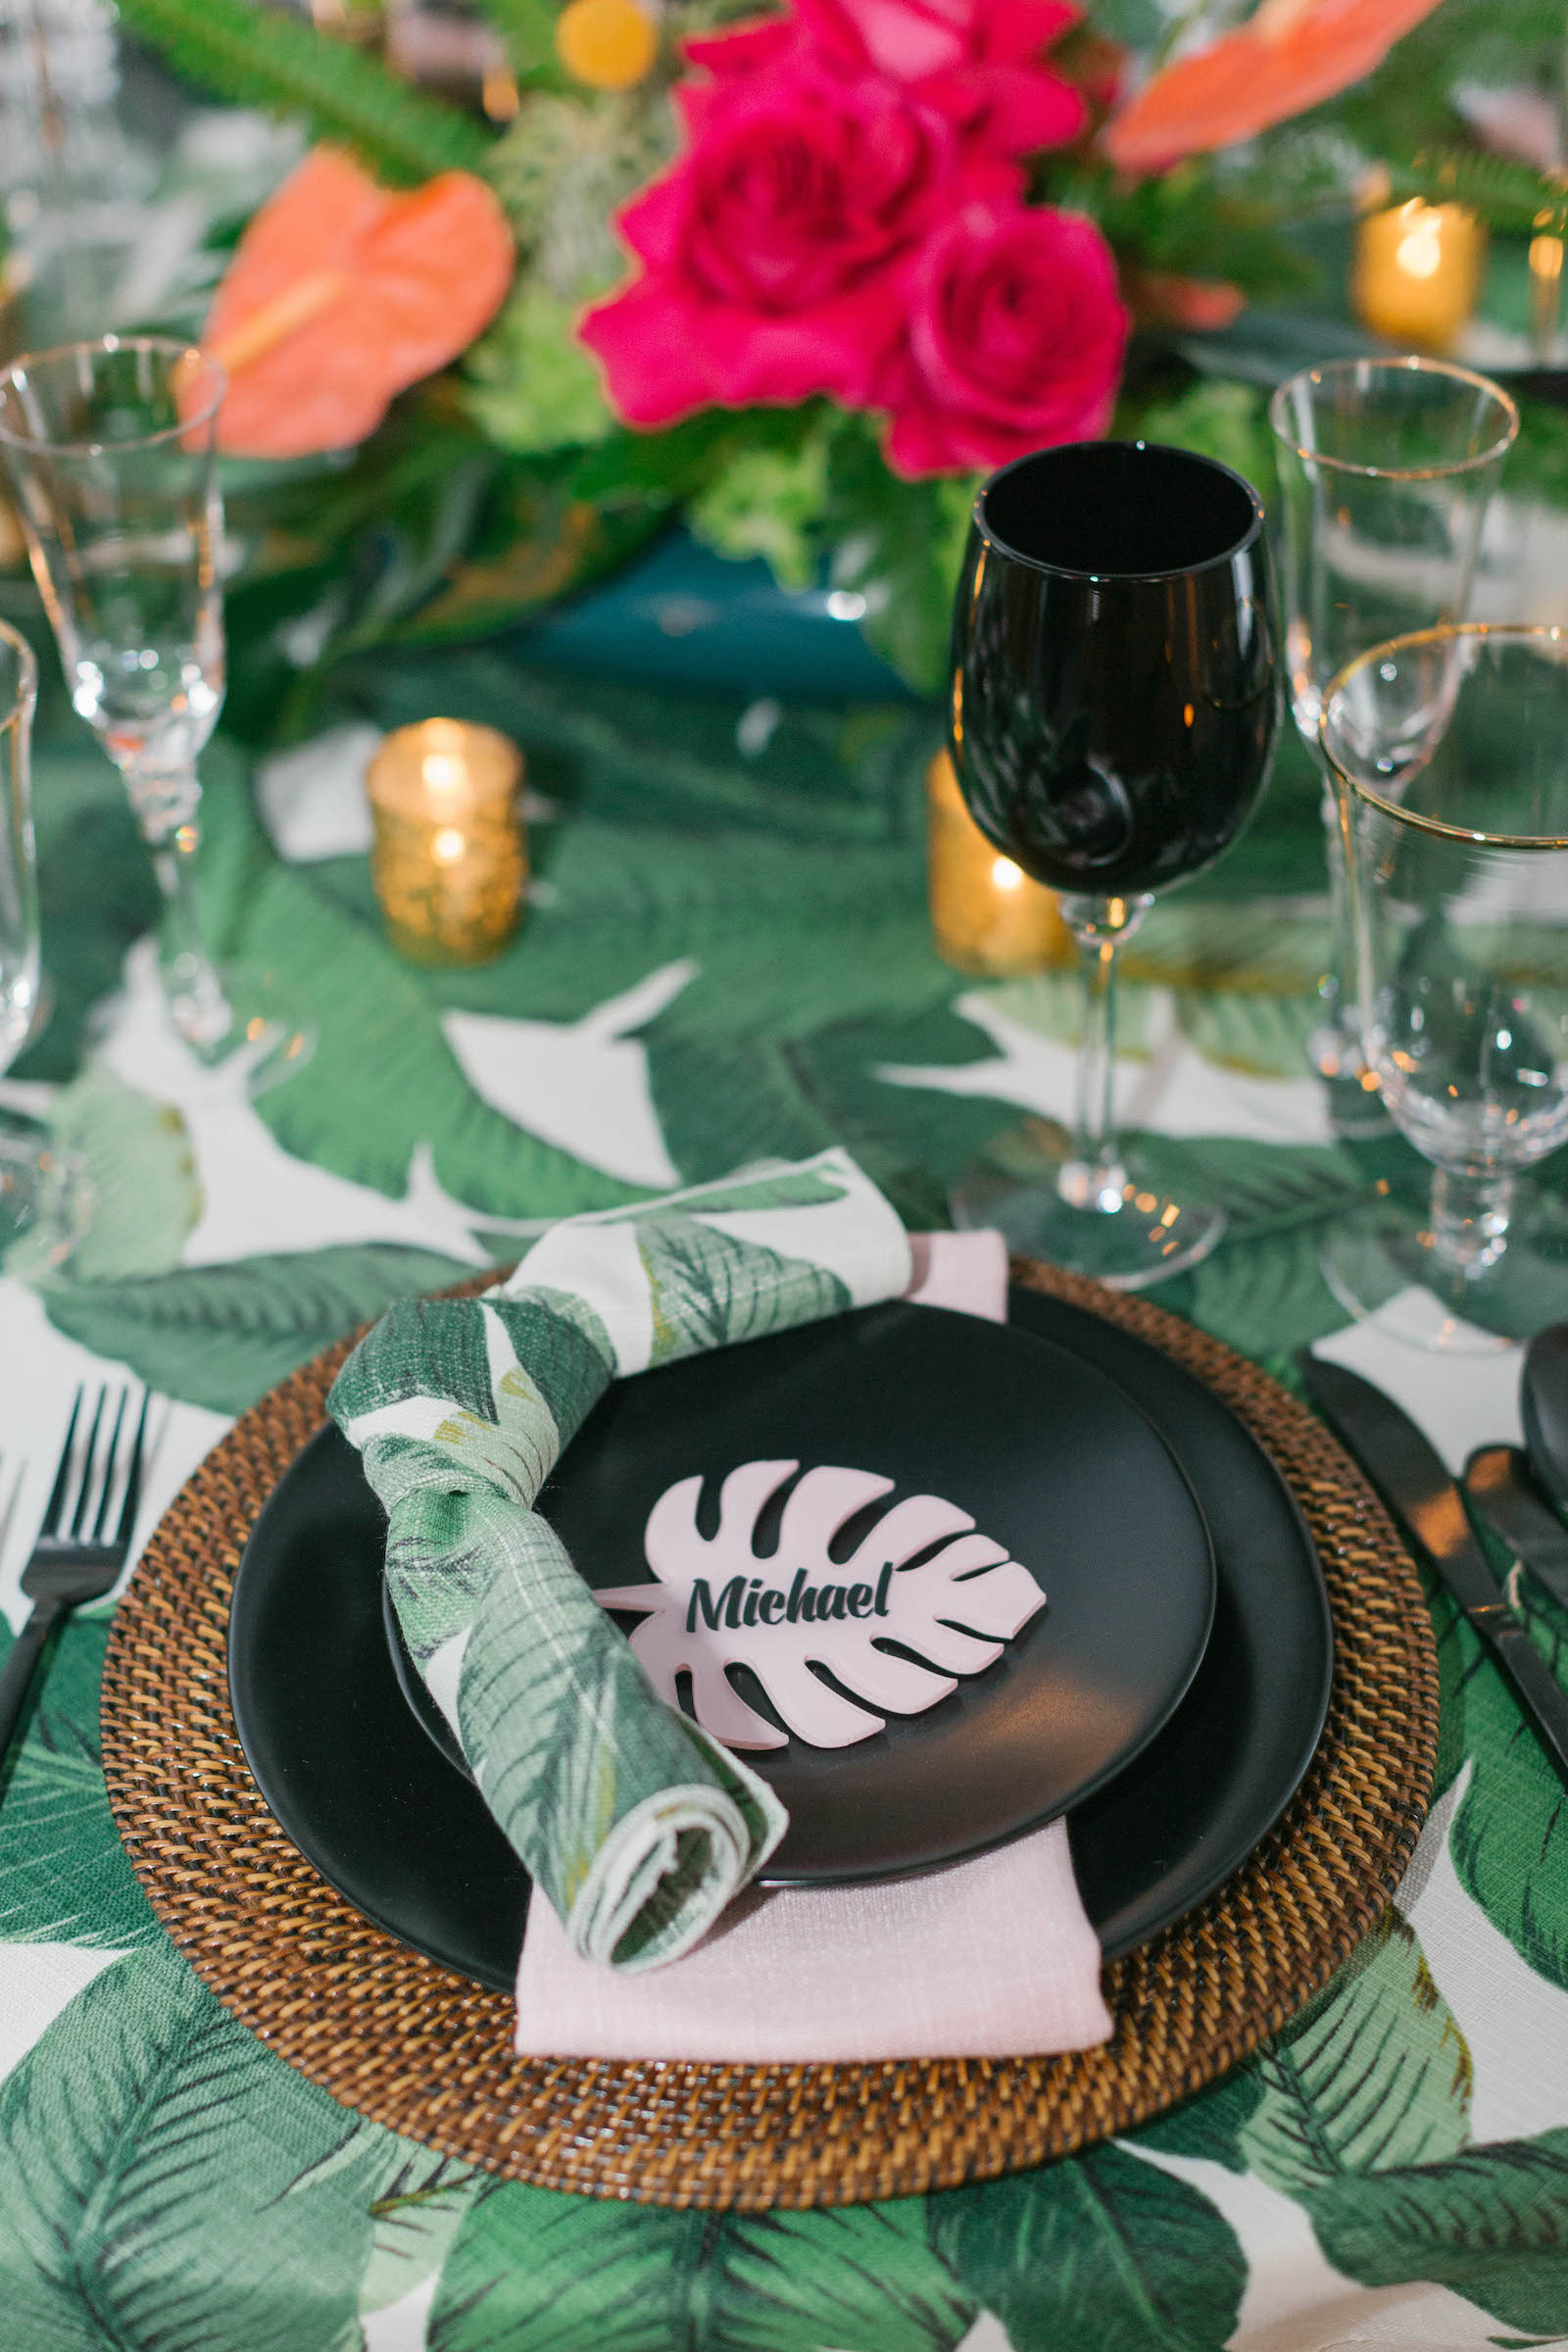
[1057,894,1149,1213]
[1429,1167,1516,1280]
[1320,776,1354,1034]
[130,766,233,1055]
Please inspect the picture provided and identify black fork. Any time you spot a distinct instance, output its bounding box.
[0,1385,148,1767]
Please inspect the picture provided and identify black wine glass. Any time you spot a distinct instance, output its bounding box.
[948,440,1281,1287]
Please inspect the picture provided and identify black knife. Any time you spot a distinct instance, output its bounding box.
[1300,1354,1568,1790]
[1464,1446,1568,1614]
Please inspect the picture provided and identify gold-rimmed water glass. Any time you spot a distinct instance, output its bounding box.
[1269,356,1518,1123]
[1321,622,1568,1351]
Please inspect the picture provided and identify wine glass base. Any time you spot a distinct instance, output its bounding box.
[165,959,316,1097]
[0,1127,94,1271]
[950,1120,1226,1290]
[1321,1190,1568,1353]
[1305,1017,1393,1139]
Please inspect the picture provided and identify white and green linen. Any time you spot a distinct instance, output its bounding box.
[14,673,1568,2347]
[326,1148,911,1972]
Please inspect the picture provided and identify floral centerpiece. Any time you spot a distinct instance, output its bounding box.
[573,0,1128,472]
[103,0,1565,724]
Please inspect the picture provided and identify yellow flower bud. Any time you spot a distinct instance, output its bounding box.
[555,0,660,91]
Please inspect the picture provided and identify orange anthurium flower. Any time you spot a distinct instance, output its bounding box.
[203,147,514,458]
[1102,0,1446,174]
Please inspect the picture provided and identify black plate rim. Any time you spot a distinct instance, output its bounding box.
[1017,1292,1333,1952]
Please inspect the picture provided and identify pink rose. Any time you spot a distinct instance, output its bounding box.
[880,200,1128,476]
[580,61,1014,424]
[688,0,1086,161]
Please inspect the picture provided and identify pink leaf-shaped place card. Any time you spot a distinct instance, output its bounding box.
[596,1460,1048,1749]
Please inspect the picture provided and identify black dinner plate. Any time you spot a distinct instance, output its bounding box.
[230,1303,1215,1889]
[226,1290,1331,1983]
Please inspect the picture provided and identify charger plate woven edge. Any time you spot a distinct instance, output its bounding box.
[100,1259,1439,2212]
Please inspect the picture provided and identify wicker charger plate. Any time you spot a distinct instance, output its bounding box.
[100,1262,1438,2211]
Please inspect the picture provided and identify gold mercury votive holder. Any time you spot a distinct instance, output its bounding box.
[926,751,1070,976]
[368,718,526,965]
[1349,198,1486,354]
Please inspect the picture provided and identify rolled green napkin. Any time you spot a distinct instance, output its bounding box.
[328,1149,912,1971]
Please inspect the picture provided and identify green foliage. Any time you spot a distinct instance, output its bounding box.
[1305,0,1566,162]
[12,743,159,1085]
[1131,1134,1378,1355]
[1174,988,1321,1083]
[0,1615,163,1948]
[1138,1135,1374,1245]
[571,402,828,512]
[687,430,832,591]
[927,2141,1247,2350]
[1224,124,1369,228]
[7,1070,201,1287]
[341,641,931,843]
[1133,2067,1265,2176]
[1086,0,1163,44]
[39,1242,473,1413]
[1387,147,1568,237]
[1497,399,1568,513]
[464,285,614,457]
[1240,1909,1473,2196]
[220,409,657,741]
[0,1944,392,2350]
[427,2184,974,2350]
[191,645,1377,1238]
[1304,2130,1568,2335]
[825,419,975,696]
[1133,895,1332,987]
[114,0,492,185]
[1066,157,1320,306]
[1177,1218,1347,1359]
[638,1214,850,1360]
[488,89,673,285]
[470,0,562,80]
[355,2154,483,2333]
[1117,378,1277,503]
[1446,1577,1568,1995]
[232,843,652,1213]
[1176,309,1386,394]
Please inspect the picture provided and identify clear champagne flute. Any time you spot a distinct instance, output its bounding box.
[0,618,90,1258]
[1268,357,1517,1123]
[0,335,235,1057]
[1321,623,1568,1350]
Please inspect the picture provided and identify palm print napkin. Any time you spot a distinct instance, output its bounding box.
[328,1149,911,1972]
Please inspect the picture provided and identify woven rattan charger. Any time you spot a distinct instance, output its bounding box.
[100,1259,1438,2211]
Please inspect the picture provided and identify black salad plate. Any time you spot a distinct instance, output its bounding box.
[226,1291,1332,1986]
[381,1305,1213,1879]
[230,1304,1214,1895]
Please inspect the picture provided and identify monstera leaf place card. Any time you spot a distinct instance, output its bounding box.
[596,1460,1048,1750]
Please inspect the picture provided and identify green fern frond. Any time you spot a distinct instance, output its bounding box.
[116,0,492,185]
[1387,147,1568,236]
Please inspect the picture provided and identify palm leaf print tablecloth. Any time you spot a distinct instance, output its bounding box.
[1,648,1567,2350]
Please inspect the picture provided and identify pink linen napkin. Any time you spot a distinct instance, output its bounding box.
[514,1229,1113,2061]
